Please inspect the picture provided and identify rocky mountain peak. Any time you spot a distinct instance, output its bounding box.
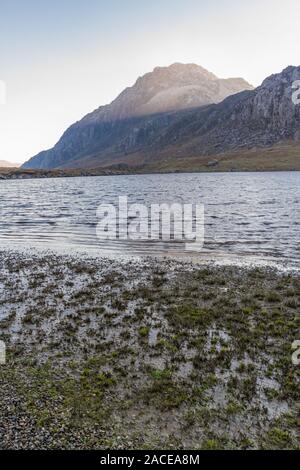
[84,63,253,123]
[145,62,219,83]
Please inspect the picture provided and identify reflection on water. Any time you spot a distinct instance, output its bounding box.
[0,172,299,268]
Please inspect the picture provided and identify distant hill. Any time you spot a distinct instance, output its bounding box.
[22,64,300,172]
[0,160,21,168]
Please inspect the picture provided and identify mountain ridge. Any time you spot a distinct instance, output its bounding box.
[81,63,253,122]
[22,63,253,169]
[22,64,300,171]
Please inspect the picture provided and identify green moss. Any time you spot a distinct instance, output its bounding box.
[266,428,292,449]
[168,304,211,328]
[138,326,150,338]
[266,291,282,303]
[150,368,172,380]
[201,439,220,450]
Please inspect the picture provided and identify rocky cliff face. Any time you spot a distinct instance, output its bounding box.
[22,65,300,170]
[185,65,300,155]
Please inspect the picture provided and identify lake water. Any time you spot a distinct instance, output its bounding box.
[0,172,299,268]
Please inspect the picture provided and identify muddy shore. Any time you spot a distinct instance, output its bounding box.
[0,250,299,449]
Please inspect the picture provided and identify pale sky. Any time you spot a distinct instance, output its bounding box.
[0,0,299,164]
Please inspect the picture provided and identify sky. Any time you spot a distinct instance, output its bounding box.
[0,0,299,164]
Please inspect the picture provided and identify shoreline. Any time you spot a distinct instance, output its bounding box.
[1,167,300,181]
[4,141,300,179]
[0,250,299,449]
[1,244,299,274]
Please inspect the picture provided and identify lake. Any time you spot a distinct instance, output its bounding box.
[0,172,299,268]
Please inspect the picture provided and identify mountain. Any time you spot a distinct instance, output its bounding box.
[156,65,300,160]
[0,160,21,168]
[22,63,253,169]
[22,65,300,172]
[83,63,253,120]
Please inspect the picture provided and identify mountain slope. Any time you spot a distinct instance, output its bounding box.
[23,65,300,171]
[156,65,300,161]
[23,63,253,169]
